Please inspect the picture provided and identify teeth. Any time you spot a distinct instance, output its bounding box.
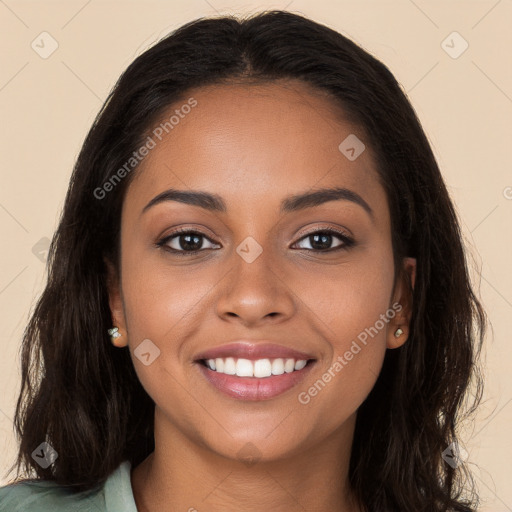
[271,358,284,375]
[254,359,272,378]
[294,360,307,370]
[224,357,236,375]
[204,357,309,378]
[284,358,295,373]
[236,358,253,377]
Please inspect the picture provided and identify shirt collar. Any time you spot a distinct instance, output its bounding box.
[104,460,138,512]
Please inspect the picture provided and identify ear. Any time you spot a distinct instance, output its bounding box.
[386,257,416,349]
[104,256,129,348]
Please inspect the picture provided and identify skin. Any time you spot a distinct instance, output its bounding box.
[106,79,416,512]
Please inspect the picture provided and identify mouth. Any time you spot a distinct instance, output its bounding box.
[194,356,317,401]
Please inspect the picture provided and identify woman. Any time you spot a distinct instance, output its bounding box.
[0,9,486,512]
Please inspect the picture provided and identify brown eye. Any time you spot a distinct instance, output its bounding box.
[293,229,355,252]
[157,229,220,255]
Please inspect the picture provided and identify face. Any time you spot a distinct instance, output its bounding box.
[107,80,415,463]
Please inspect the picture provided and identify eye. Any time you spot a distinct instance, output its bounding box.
[156,226,355,257]
[292,228,355,252]
[156,229,220,256]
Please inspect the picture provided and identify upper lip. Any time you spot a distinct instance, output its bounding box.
[194,341,316,362]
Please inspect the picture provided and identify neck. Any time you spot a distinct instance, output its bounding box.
[131,408,361,512]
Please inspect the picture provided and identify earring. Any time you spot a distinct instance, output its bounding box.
[394,328,404,338]
[108,327,122,341]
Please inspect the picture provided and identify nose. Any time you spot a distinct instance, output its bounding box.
[215,246,295,327]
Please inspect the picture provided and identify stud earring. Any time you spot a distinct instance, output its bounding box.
[394,328,403,338]
[108,327,122,341]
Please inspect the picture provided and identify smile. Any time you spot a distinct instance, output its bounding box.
[196,357,316,400]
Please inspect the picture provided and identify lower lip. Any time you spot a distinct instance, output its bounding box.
[196,361,315,401]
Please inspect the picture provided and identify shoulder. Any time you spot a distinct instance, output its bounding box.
[0,479,105,511]
[0,460,136,512]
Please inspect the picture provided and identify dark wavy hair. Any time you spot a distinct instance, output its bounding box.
[6,10,486,512]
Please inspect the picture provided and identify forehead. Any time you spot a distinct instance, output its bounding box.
[125,80,385,218]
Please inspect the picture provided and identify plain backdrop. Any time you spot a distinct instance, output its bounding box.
[0,1,511,510]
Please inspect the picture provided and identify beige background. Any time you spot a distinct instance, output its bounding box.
[0,0,511,510]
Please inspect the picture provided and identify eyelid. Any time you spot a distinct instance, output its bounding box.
[295,223,352,240]
[158,225,218,242]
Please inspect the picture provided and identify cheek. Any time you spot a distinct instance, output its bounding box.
[329,263,395,355]
[118,255,213,424]
[295,249,395,349]
[119,227,218,342]
[294,251,395,414]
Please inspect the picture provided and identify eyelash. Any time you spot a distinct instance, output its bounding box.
[156,226,355,257]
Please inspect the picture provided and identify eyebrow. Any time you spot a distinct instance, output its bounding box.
[141,186,373,219]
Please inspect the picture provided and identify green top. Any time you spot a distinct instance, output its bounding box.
[0,460,138,511]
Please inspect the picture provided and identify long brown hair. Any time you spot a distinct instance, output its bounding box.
[7,10,485,511]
